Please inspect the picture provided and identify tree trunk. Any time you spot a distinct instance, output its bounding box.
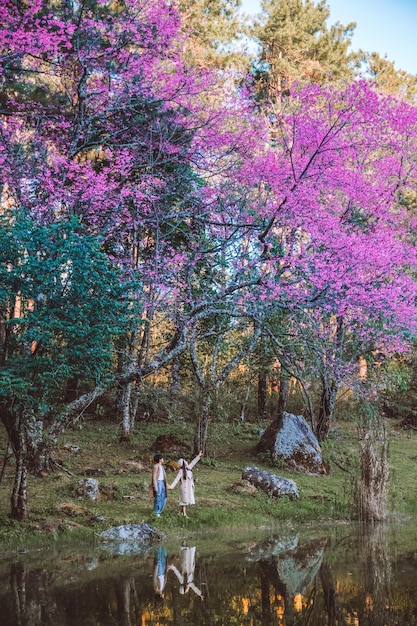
[119,382,134,442]
[356,411,389,522]
[25,410,50,474]
[316,376,338,441]
[170,357,180,405]
[117,324,140,442]
[277,371,289,416]
[258,370,267,421]
[194,390,213,454]
[11,429,28,521]
[63,375,79,403]
[239,370,252,422]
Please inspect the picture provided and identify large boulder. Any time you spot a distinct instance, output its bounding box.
[99,523,164,544]
[256,412,329,475]
[242,466,299,499]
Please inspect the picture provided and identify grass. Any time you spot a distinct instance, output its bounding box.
[0,415,417,547]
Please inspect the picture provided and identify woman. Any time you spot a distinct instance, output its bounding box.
[152,453,167,517]
[169,451,203,516]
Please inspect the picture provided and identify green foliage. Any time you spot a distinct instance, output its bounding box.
[0,211,135,412]
[252,0,359,99]
[177,0,246,70]
[364,52,417,102]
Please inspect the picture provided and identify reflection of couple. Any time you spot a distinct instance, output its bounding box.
[169,546,204,599]
[153,545,204,600]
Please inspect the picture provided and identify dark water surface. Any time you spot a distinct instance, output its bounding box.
[1,520,417,625]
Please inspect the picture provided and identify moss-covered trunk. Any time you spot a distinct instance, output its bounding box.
[356,411,389,522]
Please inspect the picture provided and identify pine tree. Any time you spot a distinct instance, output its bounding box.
[364,52,417,103]
[177,0,245,69]
[252,0,360,100]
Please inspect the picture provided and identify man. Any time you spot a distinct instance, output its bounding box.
[152,453,167,516]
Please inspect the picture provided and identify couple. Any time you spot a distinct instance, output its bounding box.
[152,451,203,517]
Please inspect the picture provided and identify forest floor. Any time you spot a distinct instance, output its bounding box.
[1,416,417,546]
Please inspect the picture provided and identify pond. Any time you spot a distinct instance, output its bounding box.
[1,520,417,625]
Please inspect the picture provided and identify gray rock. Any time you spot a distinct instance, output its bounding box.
[77,478,99,500]
[242,466,299,499]
[99,522,164,545]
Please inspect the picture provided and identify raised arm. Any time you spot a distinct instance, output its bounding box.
[188,451,203,470]
[167,564,184,584]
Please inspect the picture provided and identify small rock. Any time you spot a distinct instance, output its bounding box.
[77,478,99,500]
[61,444,80,454]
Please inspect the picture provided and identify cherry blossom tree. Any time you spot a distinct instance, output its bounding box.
[245,81,417,437]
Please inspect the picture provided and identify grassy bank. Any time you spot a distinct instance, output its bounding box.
[0,416,417,545]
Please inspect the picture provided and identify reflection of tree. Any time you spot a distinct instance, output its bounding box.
[115,576,138,626]
[361,524,392,626]
[10,561,64,625]
[320,562,348,626]
[259,563,287,625]
[196,561,216,626]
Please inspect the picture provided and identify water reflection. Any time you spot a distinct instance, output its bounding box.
[153,546,168,599]
[247,534,328,625]
[1,521,417,625]
[168,545,204,599]
[361,524,392,626]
